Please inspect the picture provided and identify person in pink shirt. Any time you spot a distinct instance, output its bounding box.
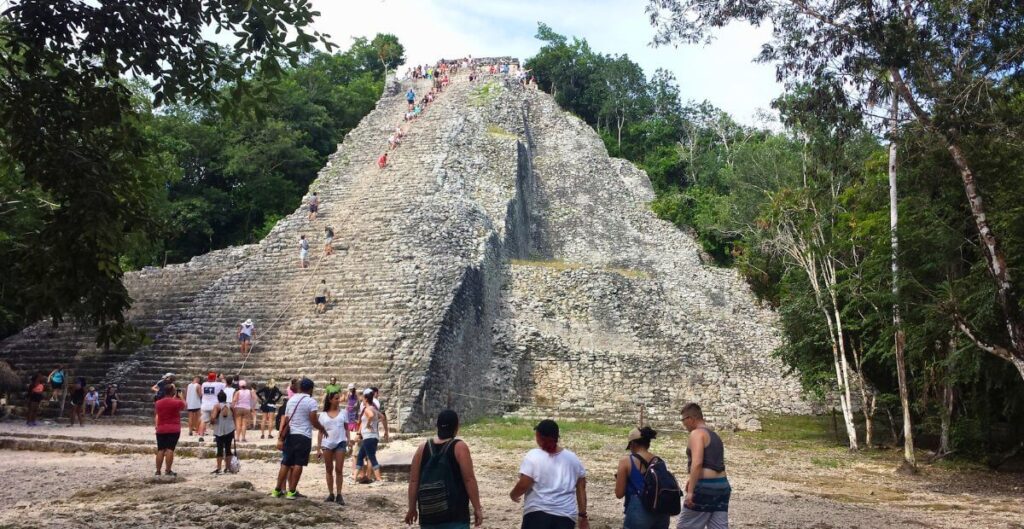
[232,380,257,442]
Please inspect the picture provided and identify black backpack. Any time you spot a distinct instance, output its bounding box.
[417,439,469,524]
[632,454,682,515]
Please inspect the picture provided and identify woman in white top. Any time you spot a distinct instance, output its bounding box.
[316,390,348,504]
[355,389,389,483]
[510,419,589,529]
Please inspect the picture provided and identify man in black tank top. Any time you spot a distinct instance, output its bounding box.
[678,402,731,529]
[405,410,484,528]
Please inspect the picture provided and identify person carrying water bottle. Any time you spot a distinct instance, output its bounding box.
[405,409,484,528]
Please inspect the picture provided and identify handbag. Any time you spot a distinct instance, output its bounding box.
[228,437,241,473]
[276,395,307,450]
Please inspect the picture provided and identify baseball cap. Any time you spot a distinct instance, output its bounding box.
[347,383,355,390]
[299,377,314,391]
[437,409,459,429]
[362,388,373,396]
[626,428,643,450]
[534,419,559,439]
[207,372,217,382]
[164,372,174,379]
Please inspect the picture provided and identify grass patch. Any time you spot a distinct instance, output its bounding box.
[463,416,626,441]
[486,124,518,139]
[739,414,845,446]
[810,456,843,468]
[509,259,649,279]
[470,80,502,106]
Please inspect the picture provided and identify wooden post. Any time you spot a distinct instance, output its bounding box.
[396,374,404,433]
[638,404,646,428]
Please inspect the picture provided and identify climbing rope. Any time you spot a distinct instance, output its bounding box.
[235,75,452,379]
[235,249,328,377]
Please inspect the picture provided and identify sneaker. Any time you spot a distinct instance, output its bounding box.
[270,489,283,498]
[211,469,221,475]
[324,494,335,503]
[260,434,265,439]
[154,471,161,476]
[197,437,204,443]
[164,471,177,477]
[335,494,346,506]
[285,491,298,500]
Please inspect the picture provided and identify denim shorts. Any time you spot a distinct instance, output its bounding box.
[623,497,670,529]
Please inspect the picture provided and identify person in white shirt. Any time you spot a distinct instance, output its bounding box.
[185,376,203,437]
[315,390,348,504]
[271,378,326,499]
[510,419,589,529]
[222,375,236,408]
[198,372,226,443]
[238,319,255,357]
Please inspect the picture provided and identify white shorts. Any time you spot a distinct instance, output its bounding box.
[201,409,213,423]
[300,249,309,260]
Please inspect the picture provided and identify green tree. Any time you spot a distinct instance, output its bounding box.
[0,0,329,344]
[647,0,1024,381]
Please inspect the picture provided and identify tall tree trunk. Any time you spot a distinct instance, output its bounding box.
[888,88,916,471]
[617,114,624,150]
[890,69,1024,376]
[851,340,875,448]
[821,255,859,450]
[939,381,955,456]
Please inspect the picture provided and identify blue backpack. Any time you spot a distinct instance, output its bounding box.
[632,454,682,515]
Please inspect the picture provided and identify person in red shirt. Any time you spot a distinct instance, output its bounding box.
[377,152,388,169]
[154,384,187,476]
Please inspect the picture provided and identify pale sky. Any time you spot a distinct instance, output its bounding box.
[309,0,781,125]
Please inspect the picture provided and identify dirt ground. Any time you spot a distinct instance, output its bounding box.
[0,417,1021,529]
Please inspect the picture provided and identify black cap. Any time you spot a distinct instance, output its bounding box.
[534,419,559,439]
[299,377,314,391]
[436,409,459,438]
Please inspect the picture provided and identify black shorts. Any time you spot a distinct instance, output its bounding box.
[215,432,234,457]
[521,511,576,529]
[28,393,43,403]
[315,296,326,304]
[156,432,180,451]
[309,204,318,213]
[51,381,64,389]
[281,434,312,467]
[260,404,276,413]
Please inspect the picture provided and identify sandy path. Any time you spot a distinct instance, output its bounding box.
[0,419,1021,528]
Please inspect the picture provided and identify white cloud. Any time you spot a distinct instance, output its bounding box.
[309,0,781,125]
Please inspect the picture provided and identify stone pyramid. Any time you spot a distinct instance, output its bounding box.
[0,66,808,430]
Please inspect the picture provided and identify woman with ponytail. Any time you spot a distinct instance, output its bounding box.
[615,426,670,529]
[510,419,589,529]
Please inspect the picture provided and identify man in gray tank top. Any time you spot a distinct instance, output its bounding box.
[678,402,731,529]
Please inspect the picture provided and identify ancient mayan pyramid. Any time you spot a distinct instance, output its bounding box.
[0,67,809,430]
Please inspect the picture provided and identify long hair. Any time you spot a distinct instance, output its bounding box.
[323,391,339,412]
